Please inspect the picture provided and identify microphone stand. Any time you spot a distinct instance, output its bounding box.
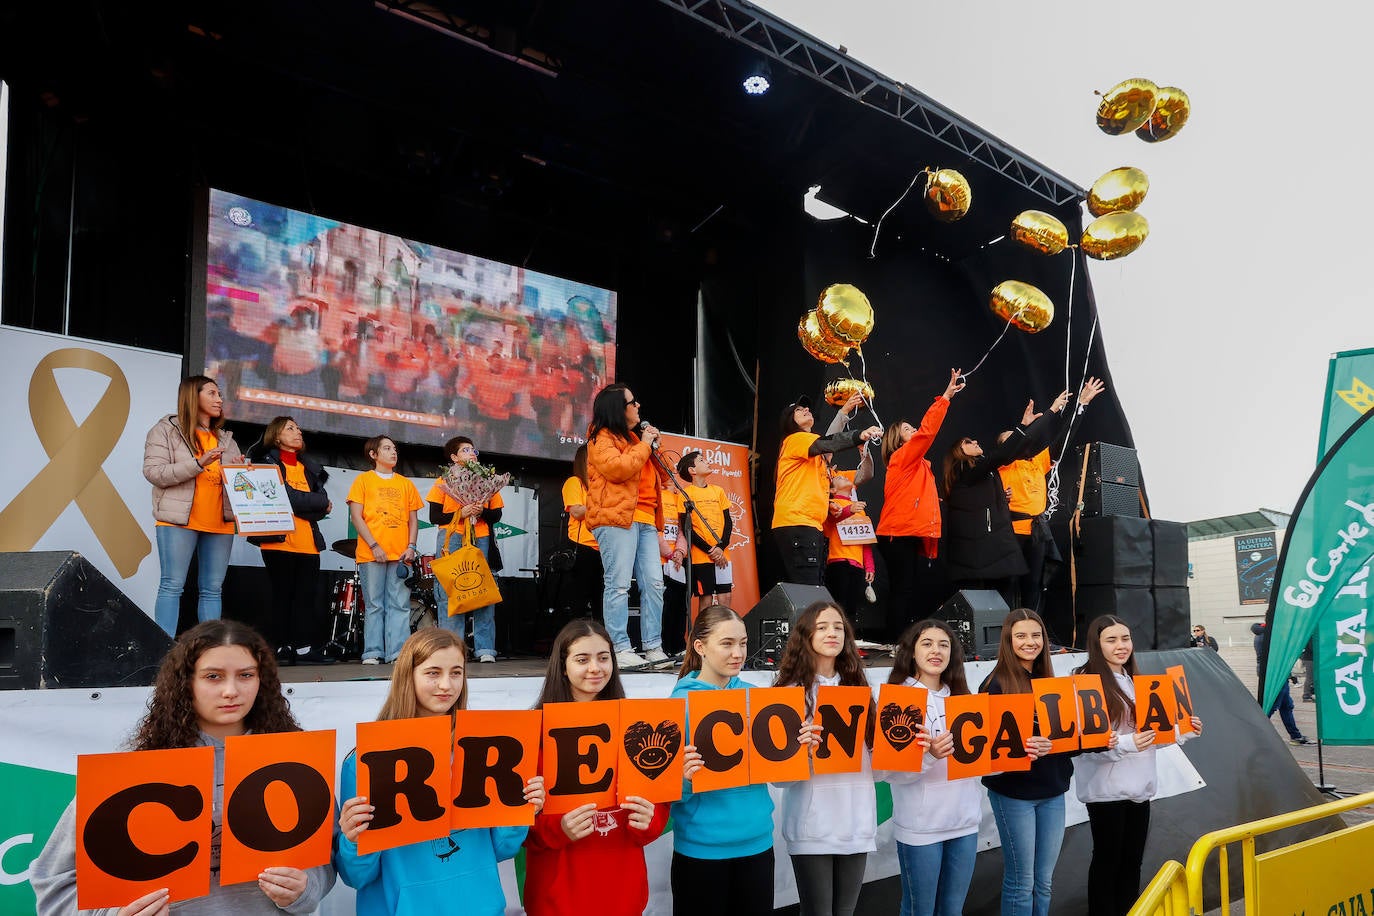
[645,436,724,645]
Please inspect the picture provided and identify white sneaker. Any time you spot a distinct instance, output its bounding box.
[478,653,496,663]
[616,649,649,669]
[642,648,670,663]
[361,658,381,666]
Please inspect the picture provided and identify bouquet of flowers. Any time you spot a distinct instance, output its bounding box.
[440,458,511,510]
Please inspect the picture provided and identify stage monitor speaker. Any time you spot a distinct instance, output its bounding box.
[0,551,172,690]
[1083,442,1141,488]
[1152,587,1191,649]
[1075,516,1153,586]
[936,589,1008,660]
[1073,443,1142,518]
[745,583,834,669]
[1151,520,1190,587]
[1073,585,1154,648]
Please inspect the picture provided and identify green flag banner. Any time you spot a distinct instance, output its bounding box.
[1318,347,1374,459]
[1263,407,1374,743]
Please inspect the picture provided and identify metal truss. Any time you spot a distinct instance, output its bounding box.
[657,0,1085,207]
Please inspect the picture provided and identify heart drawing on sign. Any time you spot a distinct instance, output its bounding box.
[623,719,683,779]
[880,702,924,752]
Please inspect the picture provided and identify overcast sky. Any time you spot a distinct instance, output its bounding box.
[757,0,1367,523]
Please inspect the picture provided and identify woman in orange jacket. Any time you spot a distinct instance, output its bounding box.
[875,368,965,636]
[585,383,671,670]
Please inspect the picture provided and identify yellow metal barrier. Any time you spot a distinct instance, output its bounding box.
[1183,790,1374,915]
[1127,859,1188,916]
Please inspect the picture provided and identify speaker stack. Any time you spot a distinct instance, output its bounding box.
[0,551,172,690]
[936,589,1008,660]
[743,583,834,669]
[1068,443,1191,649]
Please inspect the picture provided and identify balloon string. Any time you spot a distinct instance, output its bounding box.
[868,168,931,259]
[1045,258,1097,522]
[961,312,1020,379]
[853,348,883,429]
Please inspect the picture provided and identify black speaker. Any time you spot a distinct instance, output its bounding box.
[1073,443,1142,518]
[936,589,1008,660]
[744,583,834,669]
[1073,585,1154,648]
[0,552,172,690]
[1084,442,1141,487]
[1152,587,1191,649]
[1076,516,1153,586]
[1151,520,1189,587]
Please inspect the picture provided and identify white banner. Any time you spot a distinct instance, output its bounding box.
[0,657,1204,915]
[0,327,183,617]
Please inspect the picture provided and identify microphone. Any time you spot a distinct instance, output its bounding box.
[636,420,660,450]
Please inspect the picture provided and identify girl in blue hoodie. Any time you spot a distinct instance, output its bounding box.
[773,600,877,916]
[334,628,546,916]
[671,605,817,916]
[880,619,983,916]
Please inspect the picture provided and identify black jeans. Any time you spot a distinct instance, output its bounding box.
[877,535,939,640]
[671,848,774,916]
[262,550,322,650]
[773,526,826,586]
[825,562,867,626]
[1086,799,1151,916]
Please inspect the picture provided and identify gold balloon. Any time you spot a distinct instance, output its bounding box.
[1087,167,1150,217]
[1009,210,1070,256]
[1081,211,1150,260]
[924,168,972,222]
[815,284,875,346]
[1096,78,1159,136]
[990,281,1054,334]
[1135,86,1191,142]
[798,310,851,363]
[825,377,875,407]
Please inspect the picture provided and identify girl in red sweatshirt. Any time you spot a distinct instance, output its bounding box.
[523,619,670,914]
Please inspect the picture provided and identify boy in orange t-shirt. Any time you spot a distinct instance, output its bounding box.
[346,435,423,664]
[426,435,505,662]
[675,452,734,613]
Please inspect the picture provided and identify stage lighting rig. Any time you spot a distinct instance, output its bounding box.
[742,62,771,96]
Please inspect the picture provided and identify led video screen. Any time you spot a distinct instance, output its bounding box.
[199,189,616,458]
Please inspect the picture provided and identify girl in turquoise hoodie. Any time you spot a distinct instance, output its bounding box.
[670,605,818,916]
[333,628,546,916]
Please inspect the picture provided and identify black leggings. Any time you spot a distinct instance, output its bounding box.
[671,848,774,916]
[262,550,322,650]
[1086,799,1151,916]
[791,852,868,916]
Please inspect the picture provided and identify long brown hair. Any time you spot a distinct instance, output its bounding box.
[176,375,223,455]
[1074,615,1138,727]
[941,438,976,493]
[130,620,297,751]
[572,444,589,489]
[535,619,625,707]
[887,619,971,696]
[880,420,911,464]
[678,604,744,678]
[377,628,469,721]
[980,608,1054,694]
[774,602,867,699]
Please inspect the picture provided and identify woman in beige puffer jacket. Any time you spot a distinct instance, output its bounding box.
[143,375,242,635]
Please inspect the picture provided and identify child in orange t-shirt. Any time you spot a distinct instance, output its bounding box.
[823,470,875,623]
[427,435,505,663]
[346,435,424,664]
[675,451,733,614]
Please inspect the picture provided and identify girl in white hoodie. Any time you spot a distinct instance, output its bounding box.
[772,600,877,916]
[1073,615,1203,916]
[880,619,983,916]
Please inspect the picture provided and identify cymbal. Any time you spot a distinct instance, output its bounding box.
[331,538,359,557]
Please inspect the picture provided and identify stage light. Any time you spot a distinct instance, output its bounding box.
[743,62,771,96]
[803,185,865,223]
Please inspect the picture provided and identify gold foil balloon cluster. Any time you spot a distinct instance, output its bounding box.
[1080,165,1150,260]
[1095,78,1191,142]
[798,284,875,364]
[990,281,1054,334]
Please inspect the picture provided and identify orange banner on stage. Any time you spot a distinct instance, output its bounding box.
[658,432,758,613]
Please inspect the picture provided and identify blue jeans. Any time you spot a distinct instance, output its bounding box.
[359,560,412,662]
[897,833,979,916]
[433,530,496,657]
[153,526,235,636]
[988,790,1066,916]
[1267,680,1303,740]
[593,522,663,653]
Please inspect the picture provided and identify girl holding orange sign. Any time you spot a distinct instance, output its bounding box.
[1073,615,1202,916]
[334,628,546,916]
[523,620,669,916]
[880,619,982,916]
[31,619,336,916]
[772,601,877,916]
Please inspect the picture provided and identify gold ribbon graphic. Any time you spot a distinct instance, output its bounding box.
[0,349,152,576]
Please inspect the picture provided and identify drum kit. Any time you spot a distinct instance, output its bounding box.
[323,539,440,661]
